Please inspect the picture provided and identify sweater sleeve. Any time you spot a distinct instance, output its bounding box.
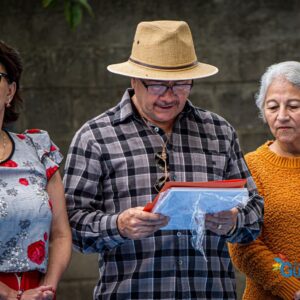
[229,237,300,299]
[228,153,300,300]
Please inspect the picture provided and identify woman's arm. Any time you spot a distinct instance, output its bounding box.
[0,282,17,299]
[41,171,72,291]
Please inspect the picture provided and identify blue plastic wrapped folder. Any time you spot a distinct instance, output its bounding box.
[152,187,248,230]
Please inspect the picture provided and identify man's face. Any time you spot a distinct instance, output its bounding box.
[131,78,192,132]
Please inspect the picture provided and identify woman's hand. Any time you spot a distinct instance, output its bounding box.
[21,285,54,300]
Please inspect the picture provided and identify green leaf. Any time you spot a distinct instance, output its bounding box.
[65,1,82,29]
[43,0,94,30]
[42,0,56,8]
[77,0,94,17]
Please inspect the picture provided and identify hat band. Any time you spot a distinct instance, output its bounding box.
[129,57,198,70]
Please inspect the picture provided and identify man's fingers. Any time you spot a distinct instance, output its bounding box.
[135,208,169,222]
[127,214,169,227]
[126,224,167,239]
[207,212,233,220]
[117,207,169,239]
[205,221,233,235]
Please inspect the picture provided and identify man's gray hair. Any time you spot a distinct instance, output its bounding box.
[255,61,300,121]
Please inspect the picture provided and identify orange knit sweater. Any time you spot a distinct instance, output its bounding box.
[229,141,300,300]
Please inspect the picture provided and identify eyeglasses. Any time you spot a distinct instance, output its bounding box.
[0,72,9,83]
[141,80,193,96]
[154,150,170,192]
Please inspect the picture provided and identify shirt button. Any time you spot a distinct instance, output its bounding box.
[172,175,177,180]
[178,260,183,266]
[177,232,182,237]
[154,127,159,132]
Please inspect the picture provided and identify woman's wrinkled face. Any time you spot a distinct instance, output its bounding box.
[264,78,300,147]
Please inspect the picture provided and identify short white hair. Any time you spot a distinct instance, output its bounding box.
[255,61,300,121]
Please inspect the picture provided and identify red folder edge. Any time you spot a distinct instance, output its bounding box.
[143,179,247,212]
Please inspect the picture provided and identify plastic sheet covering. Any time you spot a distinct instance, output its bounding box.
[152,188,249,259]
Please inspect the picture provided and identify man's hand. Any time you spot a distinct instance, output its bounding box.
[117,207,169,239]
[205,207,238,235]
[294,290,300,300]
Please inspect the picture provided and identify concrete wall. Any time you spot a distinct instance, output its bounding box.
[1,0,300,299]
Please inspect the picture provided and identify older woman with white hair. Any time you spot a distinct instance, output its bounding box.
[229,61,300,300]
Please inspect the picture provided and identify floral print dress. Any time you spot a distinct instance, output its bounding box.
[0,129,63,273]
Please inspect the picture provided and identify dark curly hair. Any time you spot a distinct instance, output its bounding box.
[0,40,23,124]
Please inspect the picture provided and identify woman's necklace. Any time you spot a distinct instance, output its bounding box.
[0,130,7,163]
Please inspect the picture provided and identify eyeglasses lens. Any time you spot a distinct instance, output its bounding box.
[155,152,168,171]
[154,175,170,192]
[142,80,192,96]
[148,85,191,96]
[154,151,170,192]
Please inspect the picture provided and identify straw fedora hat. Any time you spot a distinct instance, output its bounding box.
[107,20,218,81]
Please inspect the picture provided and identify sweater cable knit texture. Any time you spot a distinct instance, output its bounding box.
[229,141,300,300]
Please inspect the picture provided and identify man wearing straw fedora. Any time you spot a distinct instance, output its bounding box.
[64,20,263,299]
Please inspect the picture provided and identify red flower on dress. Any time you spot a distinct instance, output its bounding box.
[44,232,48,241]
[48,199,53,211]
[27,240,46,265]
[26,129,41,134]
[50,145,57,152]
[16,134,26,140]
[46,166,58,180]
[19,178,29,186]
[0,160,18,167]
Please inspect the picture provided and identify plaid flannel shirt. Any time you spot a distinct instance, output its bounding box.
[64,89,263,300]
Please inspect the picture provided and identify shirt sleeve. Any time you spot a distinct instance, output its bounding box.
[24,129,63,180]
[223,127,264,244]
[63,126,125,254]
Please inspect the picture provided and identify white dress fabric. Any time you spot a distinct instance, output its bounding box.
[0,129,62,273]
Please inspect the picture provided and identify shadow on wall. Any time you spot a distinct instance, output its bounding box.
[57,252,99,300]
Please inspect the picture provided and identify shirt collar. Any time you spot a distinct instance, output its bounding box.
[112,89,136,125]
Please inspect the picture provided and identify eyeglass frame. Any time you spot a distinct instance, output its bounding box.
[141,79,193,96]
[154,151,170,192]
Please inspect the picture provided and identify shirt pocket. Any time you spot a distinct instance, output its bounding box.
[188,151,228,181]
